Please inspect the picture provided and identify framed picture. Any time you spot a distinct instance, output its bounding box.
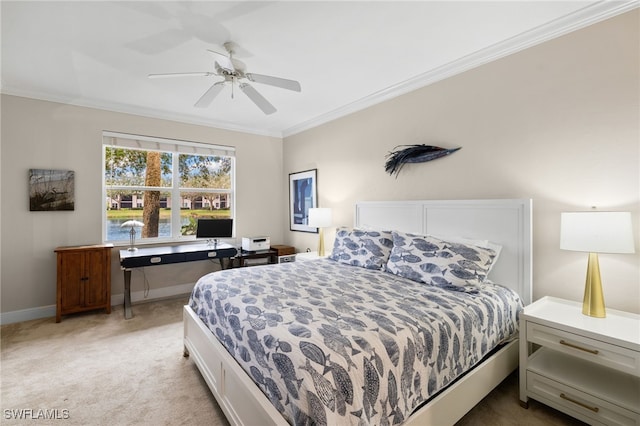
[29,168,75,211]
[289,169,318,232]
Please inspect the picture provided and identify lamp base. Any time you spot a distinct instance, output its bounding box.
[318,228,325,257]
[582,252,606,318]
[128,227,138,252]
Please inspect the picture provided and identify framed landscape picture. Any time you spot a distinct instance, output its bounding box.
[289,169,317,232]
[29,168,75,211]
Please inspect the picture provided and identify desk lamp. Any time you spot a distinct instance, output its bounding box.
[308,208,332,257]
[560,211,635,318]
[121,220,144,251]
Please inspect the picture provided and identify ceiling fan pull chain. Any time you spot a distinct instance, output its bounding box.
[229,47,235,99]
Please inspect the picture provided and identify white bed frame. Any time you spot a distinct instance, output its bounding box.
[184,198,532,425]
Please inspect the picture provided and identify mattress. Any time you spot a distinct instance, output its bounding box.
[188,259,522,425]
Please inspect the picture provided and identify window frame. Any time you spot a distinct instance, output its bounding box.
[102,131,235,246]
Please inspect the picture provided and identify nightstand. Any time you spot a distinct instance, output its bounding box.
[519,296,640,425]
[271,245,296,263]
[295,251,327,261]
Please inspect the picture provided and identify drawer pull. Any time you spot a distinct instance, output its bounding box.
[560,393,599,413]
[559,339,599,355]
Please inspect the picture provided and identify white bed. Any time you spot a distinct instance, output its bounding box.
[183,198,532,425]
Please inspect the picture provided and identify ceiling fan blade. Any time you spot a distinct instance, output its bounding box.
[239,83,276,115]
[207,49,235,72]
[246,73,301,92]
[194,81,225,108]
[148,72,213,79]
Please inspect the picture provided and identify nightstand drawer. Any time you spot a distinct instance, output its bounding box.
[527,322,640,376]
[527,371,640,426]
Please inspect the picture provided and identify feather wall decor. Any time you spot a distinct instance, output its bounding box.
[385,144,461,177]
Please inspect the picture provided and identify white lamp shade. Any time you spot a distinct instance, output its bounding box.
[560,211,635,254]
[308,208,332,228]
[121,220,144,228]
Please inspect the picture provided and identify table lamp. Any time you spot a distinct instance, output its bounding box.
[121,220,144,251]
[308,208,332,257]
[560,211,635,318]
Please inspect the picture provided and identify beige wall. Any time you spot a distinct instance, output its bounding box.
[283,11,640,313]
[1,10,638,321]
[1,95,284,318]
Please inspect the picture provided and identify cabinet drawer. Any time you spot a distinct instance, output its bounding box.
[527,371,640,426]
[527,322,640,376]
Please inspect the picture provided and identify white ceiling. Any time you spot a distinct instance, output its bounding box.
[1,1,636,137]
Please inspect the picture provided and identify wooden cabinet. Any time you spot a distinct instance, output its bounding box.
[55,244,113,322]
[519,297,640,425]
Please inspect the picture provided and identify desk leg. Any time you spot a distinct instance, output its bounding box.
[123,269,133,320]
[220,257,234,269]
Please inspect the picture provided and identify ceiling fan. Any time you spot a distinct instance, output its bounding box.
[148,42,301,115]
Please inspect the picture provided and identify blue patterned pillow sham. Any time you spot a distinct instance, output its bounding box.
[431,235,502,265]
[328,227,393,270]
[386,231,498,291]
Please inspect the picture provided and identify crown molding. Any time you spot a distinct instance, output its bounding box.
[0,87,284,138]
[282,0,639,138]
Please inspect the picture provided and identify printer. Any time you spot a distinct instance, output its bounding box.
[242,236,270,252]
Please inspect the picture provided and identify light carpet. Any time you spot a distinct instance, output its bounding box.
[1,297,584,425]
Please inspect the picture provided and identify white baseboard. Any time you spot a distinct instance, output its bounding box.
[0,305,57,325]
[0,282,196,325]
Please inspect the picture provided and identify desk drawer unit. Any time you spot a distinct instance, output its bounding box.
[121,253,187,268]
[185,248,237,262]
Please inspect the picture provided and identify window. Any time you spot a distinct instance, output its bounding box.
[102,131,235,245]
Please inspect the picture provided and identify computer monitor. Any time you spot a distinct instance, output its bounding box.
[196,218,233,247]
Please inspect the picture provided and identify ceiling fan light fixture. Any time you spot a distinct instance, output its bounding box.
[149,42,301,114]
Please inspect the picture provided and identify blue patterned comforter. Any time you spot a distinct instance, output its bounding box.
[189,259,522,426]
